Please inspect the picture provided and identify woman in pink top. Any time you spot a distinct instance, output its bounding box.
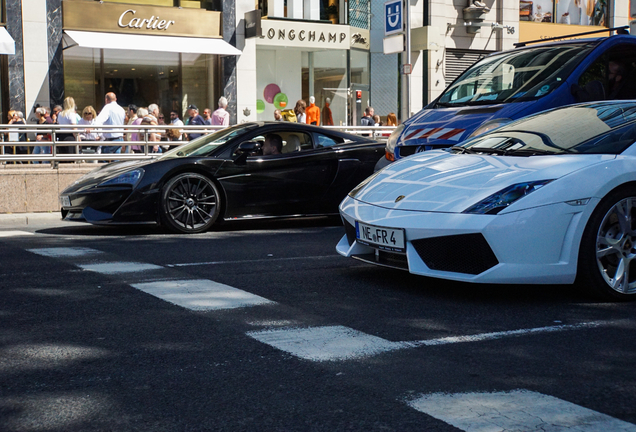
[129,107,146,153]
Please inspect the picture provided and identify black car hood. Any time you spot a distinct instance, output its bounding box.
[63,159,154,193]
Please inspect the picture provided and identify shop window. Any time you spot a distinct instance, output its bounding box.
[519,0,607,26]
[320,0,339,23]
[101,0,175,7]
[64,46,218,121]
[348,0,369,28]
[303,50,348,125]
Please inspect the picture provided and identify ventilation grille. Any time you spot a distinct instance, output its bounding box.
[412,233,498,275]
[445,49,493,87]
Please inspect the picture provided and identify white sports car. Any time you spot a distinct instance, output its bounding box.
[337,101,636,300]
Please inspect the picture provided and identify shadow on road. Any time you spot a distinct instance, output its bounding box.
[35,216,343,237]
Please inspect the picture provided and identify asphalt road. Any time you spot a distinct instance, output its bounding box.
[1,215,636,431]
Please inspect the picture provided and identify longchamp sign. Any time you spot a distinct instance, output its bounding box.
[257,20,369,50]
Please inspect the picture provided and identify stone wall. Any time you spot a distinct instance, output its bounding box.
[0,164,95,213]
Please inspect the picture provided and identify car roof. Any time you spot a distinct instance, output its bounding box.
[243,121,378,142]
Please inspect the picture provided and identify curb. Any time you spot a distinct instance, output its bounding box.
[0,213,62,226]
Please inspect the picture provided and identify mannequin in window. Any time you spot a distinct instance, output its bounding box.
[306,96,321,126]
[322,97,334,126]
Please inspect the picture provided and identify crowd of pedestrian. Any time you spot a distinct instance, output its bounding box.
[277,97,398,128]
[3,93,397,162]
[2,92,234,161]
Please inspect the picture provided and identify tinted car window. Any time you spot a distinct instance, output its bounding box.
[459,102,636,155]
[437,43,595,107]
[315,134,340,148]
[235,131,313,157]
[160,124,257,159]
[575,121,636,154]
[577,44,636,101]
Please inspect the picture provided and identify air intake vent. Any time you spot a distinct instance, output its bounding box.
[343,219,357,246]
[412,233,498,275]
[398,146,418,157]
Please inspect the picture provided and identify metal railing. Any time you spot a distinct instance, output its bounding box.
[0,124,394,164]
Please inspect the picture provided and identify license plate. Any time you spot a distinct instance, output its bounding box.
[60,195,71,207]
[355,221,405,253]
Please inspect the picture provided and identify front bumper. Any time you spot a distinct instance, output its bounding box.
[337,195,598,284]
[60,186,159,225]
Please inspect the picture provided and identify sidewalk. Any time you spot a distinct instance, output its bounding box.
[0,212,62,226]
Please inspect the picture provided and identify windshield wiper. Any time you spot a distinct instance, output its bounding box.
[449,146,477,154]
[468,147,508,155]
[504,148,561,156]
[435,102,457,108]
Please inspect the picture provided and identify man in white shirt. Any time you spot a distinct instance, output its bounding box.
[95,92,126,154]
[169,110,184,141]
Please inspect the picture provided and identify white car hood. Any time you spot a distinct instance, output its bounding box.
[354,151,613,213]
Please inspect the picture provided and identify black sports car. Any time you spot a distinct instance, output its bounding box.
[60,122,384,233]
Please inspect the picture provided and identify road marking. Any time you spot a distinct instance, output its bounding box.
[78,262,163,274]
[406,389,636,431]
[27,247,102,257]
[165,255,337,267]
[131,279,275,311]
[0,230,34,237]
[247,325,404,362]
[403,320,613,348]
[247,321,623,362]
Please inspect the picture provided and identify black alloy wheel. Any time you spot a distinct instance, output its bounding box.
[578,187,636,301]
[161,173,221,234]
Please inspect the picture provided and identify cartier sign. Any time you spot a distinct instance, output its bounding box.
[118,9,176,31]
[63,0,222,38]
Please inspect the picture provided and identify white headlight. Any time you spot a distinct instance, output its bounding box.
[385,124,405,160]
[469,118,513,139]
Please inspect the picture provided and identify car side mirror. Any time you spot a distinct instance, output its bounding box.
[236,140,261,153]
[234,140,261,164]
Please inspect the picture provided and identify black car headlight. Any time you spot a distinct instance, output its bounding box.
[98,169,144,187]
[385,124,405,161]
[463,180,553,215]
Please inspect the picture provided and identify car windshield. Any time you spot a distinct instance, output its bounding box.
[159,124,258,159]
[437,42,597,107]
[457,102,636,155]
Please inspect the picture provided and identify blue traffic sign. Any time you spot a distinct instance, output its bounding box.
[385,0,402,36]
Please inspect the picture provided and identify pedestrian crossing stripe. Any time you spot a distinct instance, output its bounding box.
[0,230,34,237]
[131,279,275,311]
[78,262,163,274]
[27,247,102,257]
[406,389,636,431]
[247,325,404,361]
[246,321,619,362]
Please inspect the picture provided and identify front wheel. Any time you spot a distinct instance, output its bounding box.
[160,173,221,234]
[578,188,636,301]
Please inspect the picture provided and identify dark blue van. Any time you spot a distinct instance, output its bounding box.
[377,34,636,170]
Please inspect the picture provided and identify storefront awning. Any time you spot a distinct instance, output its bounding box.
[64,30,241,56]
[0,27,16,55]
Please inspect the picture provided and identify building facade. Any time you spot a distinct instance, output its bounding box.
[0,0,632,125]
[370,0,631,121]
